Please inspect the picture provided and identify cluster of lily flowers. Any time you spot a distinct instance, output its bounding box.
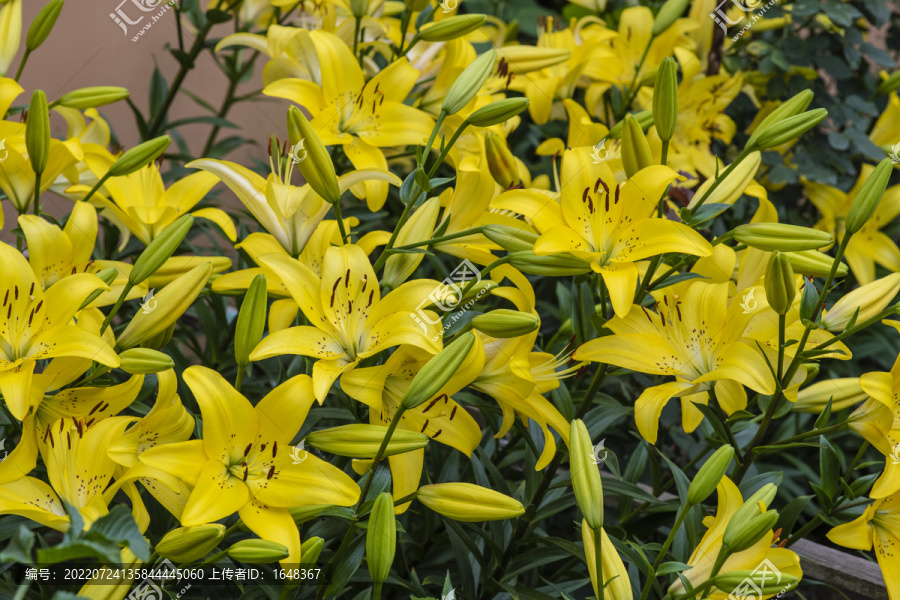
[1,0,900,598]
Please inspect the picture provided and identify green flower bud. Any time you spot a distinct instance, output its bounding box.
[234,274,267,368]
[733,223,833,252]
[305,424,429,458]
[289,505,329,524]
[467,97,529,127]
[471,309,539,338]
[687,445,734,506]
[784,250,848,278]
[621,113,654,178]
[569,419,604,529]
[416,483,525,522]
[26,0,63,52]
[418,14,486,42]
[845,158,893,235]
[26,90,50,176]
[752,108,827,150]
[765,252,796,316]
[366,492,396,584]
[287,106,341,205]
[402,332,476,409]
[141,322,175,351]
[724,510,780,554]
[508,251,591,276]
[227,539,290,564]
[300,537,324,564]
[156,524,225,563]
[712,571,799,594]
[608,110,653,139]
[877,71,900,95]
[54,86,129,109]
[496,46,570,74]
[652,0,690,37]
[652,57,678,143]
[108,136,171,177]
[485,131,520,188]
[117,262,212,350]
[482,224,538,252]
[129,214,194,285]
[442,49,496,115]
[118,348,174,374]
[746,90,813,149]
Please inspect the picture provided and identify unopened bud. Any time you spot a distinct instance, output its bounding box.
[287,106,341,205]
[108,136,170,177]
[794,378,866,413]
[713,571,798,594]
[26,90,50,176]
[485,131,520,188]
[26,0,63,52]
[652,0,690,36]
[416,483,525,521]
[845,158,893,235]
[305,424,429,458]
[471,309,539,338]
[227,539,290,564]
[689,152,761,209]
[733,223,833,252]
[118,348,174,374]
[495,46,570,74]
[765,252,796,315]
[300,537,324,564]
[822,273,900,332]
[442,49,496,115]
[752,108,827,150]
[687,445,734,506]
[418,14,486,42]
[509,251,591,276]
[784,250,848,278]
[129,214,194,285]
[234,274,267,367]
[156,524,225,563]
[653,57,678,142]
[402,332,476,409]
[55,86,129,109]
[468,97,529,127]
[722,484,778,553]
[877,71,900,95]
[746,90,813,149]
[621,113,653,178]
[569,419,604,529]
[366,492,396,584]
[482,224,538,252]
[608,110,653,139]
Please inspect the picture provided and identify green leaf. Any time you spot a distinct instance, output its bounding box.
[149,67,168,124]
[322,533,365,598]
[682,203,731,227]
[814,396,833,430]
[0,526,35,564]
[657,561,691,576]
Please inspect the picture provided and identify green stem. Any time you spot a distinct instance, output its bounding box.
[234,366,245,392]
[691,148,752,210]
[358,406,407,504]
[13,50,31,82]
[592,525,605,600]
[753,421,848,450]
[32,172,41,215]
[776,313,786,381]
[427,119,470,179]
[201,51,259,156]
[639,506,689,600]
[661,140,669,167]
[333,198,350,243]
[100,281,135,335]
[390,227,485,251]
[373,582,383,600]
[80,173,111,204]
[622,40,654,113]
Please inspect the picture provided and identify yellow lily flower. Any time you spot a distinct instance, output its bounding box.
[0,242,119,420]
[575,281,776,444]
[827,489,900,600]
[0,132,82,218]
[188,156,400,257]
[0,0,21,77]
[581,521,633,600]
[499,147,712,318]
[870,91,900,151]
[342,343,485,511]
[802,164,900,285]
[669,476,802,599]
[49,107,114,201]
[262,30,434,210]
[140,366,360,566]
[249,244,443,400]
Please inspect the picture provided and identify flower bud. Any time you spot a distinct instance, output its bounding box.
[723,510,780,554]
[416,483,525,521]
[156,524,225,563]
[688,152,761,209]
[713,571,799,594]
[471,309,539,338]
[733,223,833,252]
[117,262,213,350]
[383,198,439,290]
[289,505,329,524]
[877,71,900,95]
[25,0,63,52]
[300,537,324,564]
[402,332,476,409]
[821,273,900,332]
[107,136,171,177]
[129,215,194,285]
[26,90,50,176]
[305,424,429,458]
[621,113,653,178]
[652,57,678,142]
[508,251,591,276]
[54,86,129,109]
[794,378,866,413]
[569,419,604,529]
[746,90,813,149]
[418,14,486,42]
[482,224,538,252]
[227,539,290,564]
[496,46,570,74]
[845,158,893,235]
[141,322,175,351]
[118,348,174,374]
[687,445,734,506]
[581,522,633,600]
[147,256,231,288]
[468,97,529,127]
[652,0,690,36]
[235,274,268,368]
[366,492,396,584]
[784,250,848,278]
[722,484,778,553]
[442,49,496,115]
[752,108,827,150]
[287,106,341,205]
[765,252,796,315]
[608,110,653,139]
[485,132,520,188]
